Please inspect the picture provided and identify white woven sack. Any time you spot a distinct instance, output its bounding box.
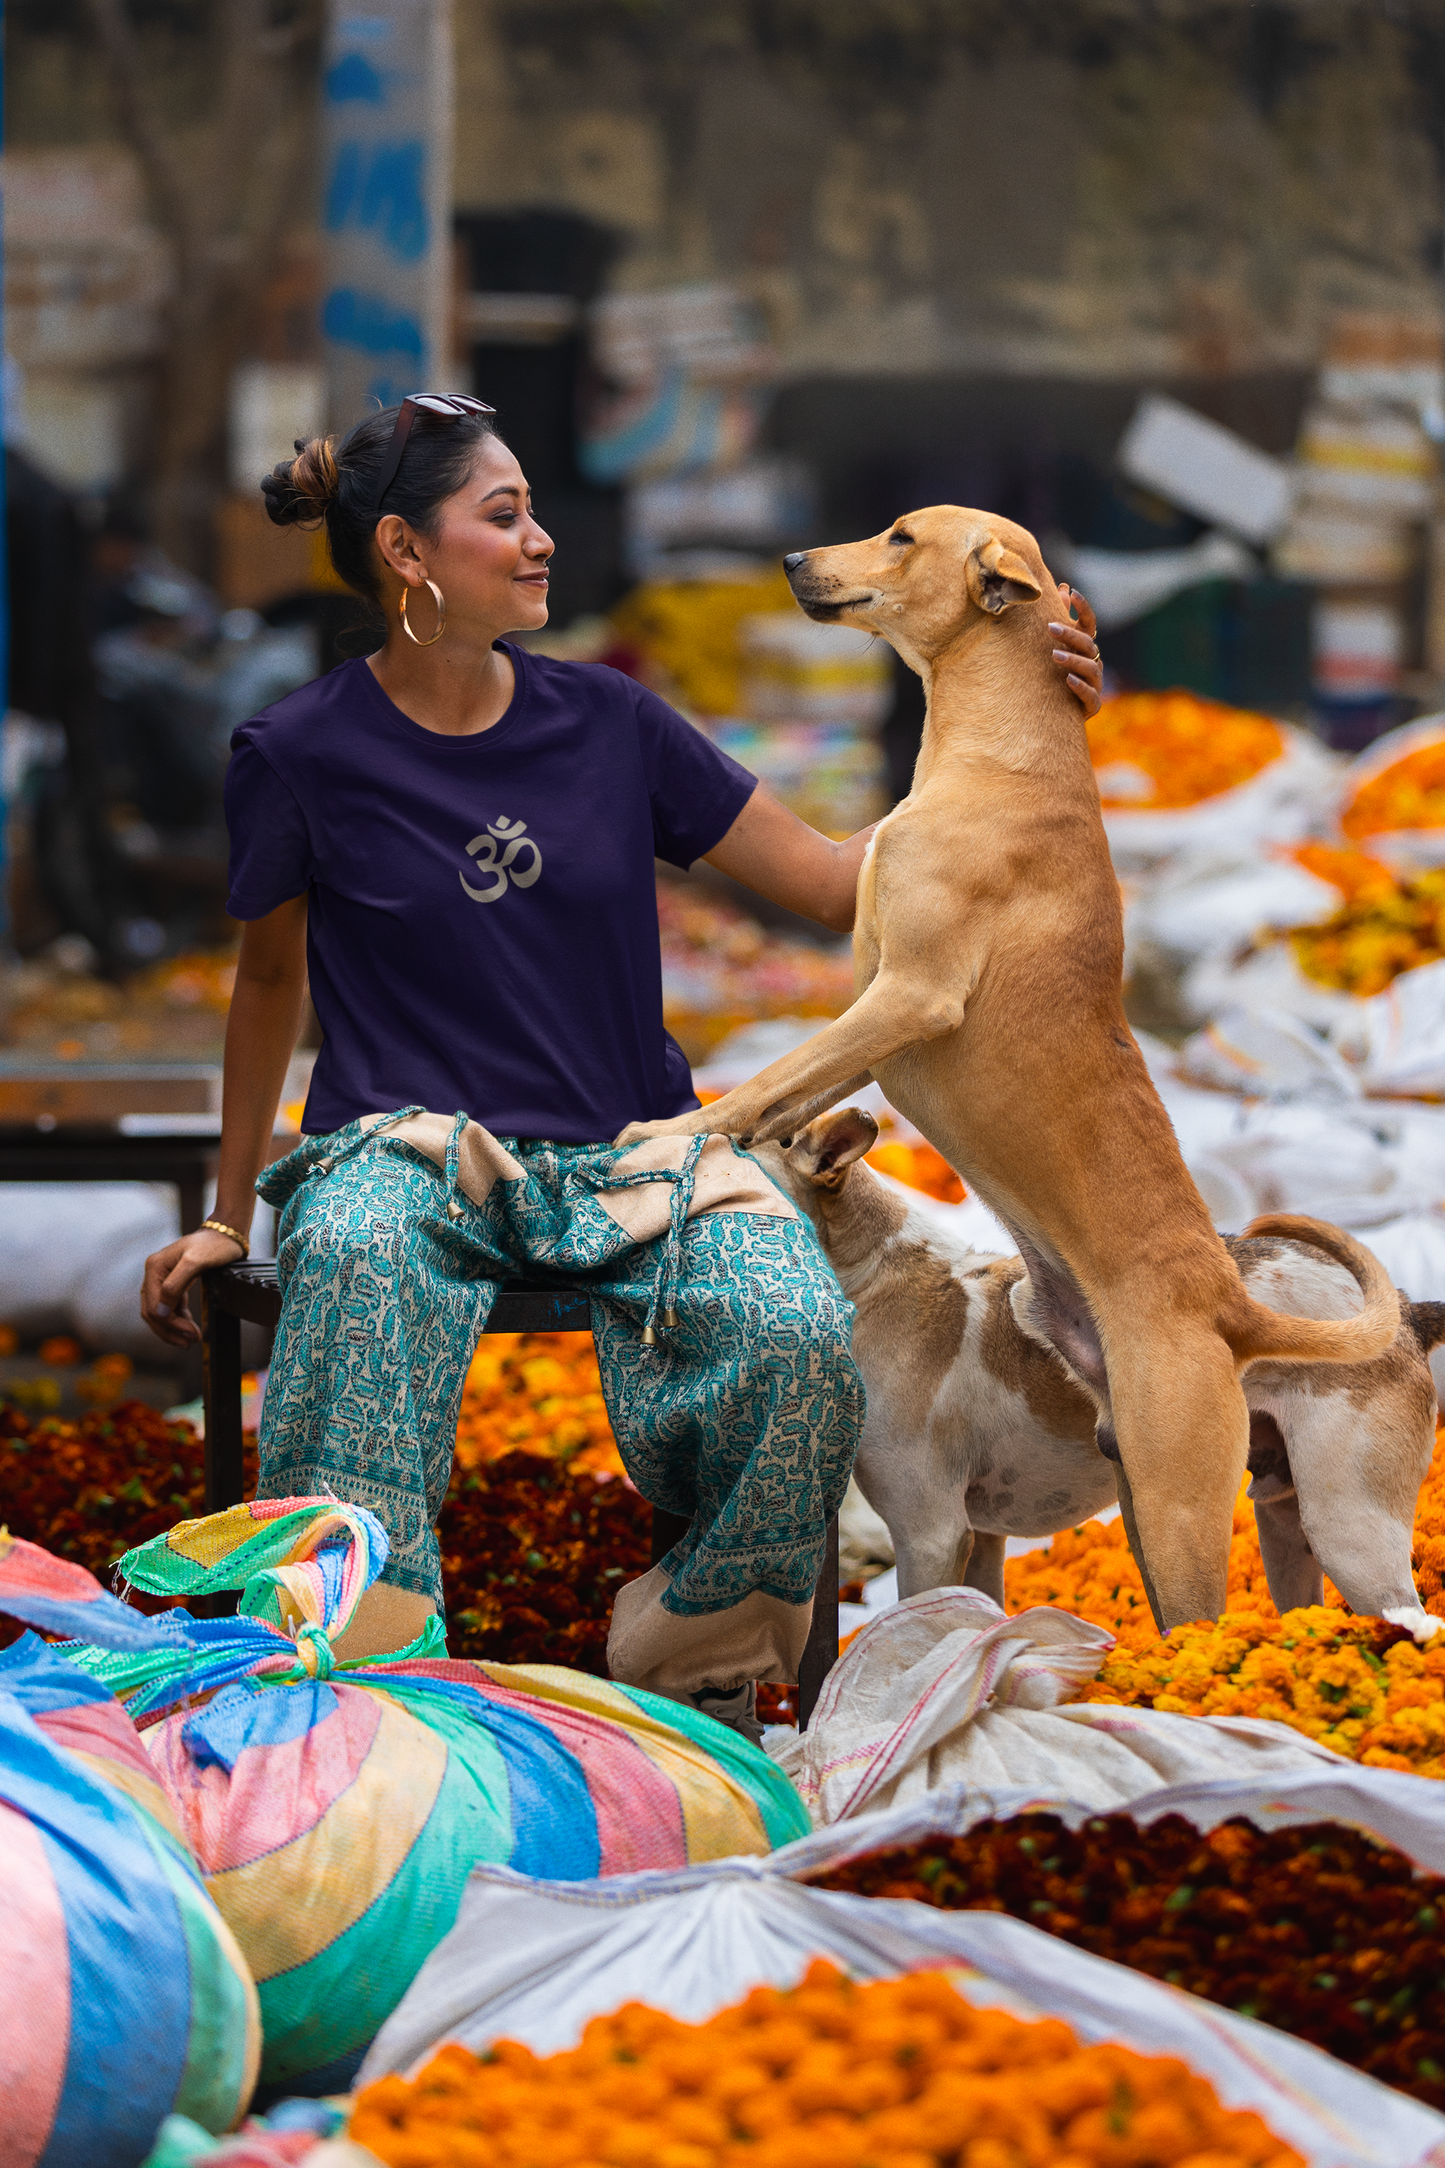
[770,1589,1336,1827]
[1175,1005,1361,1100]
[357,1861,1445,2168]
[1326,957,1445,1097]
[1126,845,1343,972]
[1102,725,1340,873]
[1182,942,1361,1031]
[1336,714,1445,871]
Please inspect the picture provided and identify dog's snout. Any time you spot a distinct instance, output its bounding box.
[783,551,807,572]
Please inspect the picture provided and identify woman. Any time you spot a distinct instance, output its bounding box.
[141,396,1102,1731]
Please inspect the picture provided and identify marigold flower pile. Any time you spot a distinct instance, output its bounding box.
[0,1397,248,1642]
[9,941,250,1061]
[657,879,854,1064]
[349,1957,1302,2168]
[1087,690,1283,810]
[36,1334,84,1367]
[1343,736,1445,842]
[1284,842,1445,997]
[0,1341,652,1669]
[1004,1428,1445,1776]
[608,568,798,716]
[865,1139,968,1205]
[1076,1603,1445,1774]
[456,1333,625,1477]
[442,1447,651,1671]
[444,1331,649,1673]
[813,1811,1445,2109]
[1003,1482,1300,1655]
[134,950,240,1010]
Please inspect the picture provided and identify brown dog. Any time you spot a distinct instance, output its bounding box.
[763,1107,1443,1641]
[618,507,1400,1628]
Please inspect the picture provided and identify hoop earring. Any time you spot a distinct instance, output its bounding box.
[399,579,446,646]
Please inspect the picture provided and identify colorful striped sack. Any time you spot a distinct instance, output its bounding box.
[0,1533,260,2168]
[65,1497,809,2096]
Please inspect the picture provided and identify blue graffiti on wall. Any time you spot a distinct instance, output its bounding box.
[322,288,426,361]
[325,139,429,261]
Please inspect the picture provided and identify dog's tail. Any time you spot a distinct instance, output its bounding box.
[1221,1213,1399,1370]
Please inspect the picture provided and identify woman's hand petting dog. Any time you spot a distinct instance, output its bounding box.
[1051,584,1102,716]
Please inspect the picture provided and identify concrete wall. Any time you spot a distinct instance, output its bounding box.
[7,0,1444,495]
[451,0,1445,380]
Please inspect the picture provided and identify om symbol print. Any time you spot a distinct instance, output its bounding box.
[459,816,543,904]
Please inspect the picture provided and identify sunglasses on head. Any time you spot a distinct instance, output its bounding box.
[372,392,496,516]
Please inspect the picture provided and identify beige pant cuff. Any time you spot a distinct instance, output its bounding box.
[329,1582,436,1664]
[607,1563,813,1698]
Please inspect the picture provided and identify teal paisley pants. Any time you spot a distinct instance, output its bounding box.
[254,1111,863,1683]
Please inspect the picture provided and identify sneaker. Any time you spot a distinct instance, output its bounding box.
[693,1680,765,1747]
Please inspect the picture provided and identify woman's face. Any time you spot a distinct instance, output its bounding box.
[384,434,554,635]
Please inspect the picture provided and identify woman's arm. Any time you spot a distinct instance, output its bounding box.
[706,591,1105,935]
[140,893,309,1347]
[705,792,874,934]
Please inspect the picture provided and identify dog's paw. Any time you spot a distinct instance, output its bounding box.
[1383,1603,1444,1643]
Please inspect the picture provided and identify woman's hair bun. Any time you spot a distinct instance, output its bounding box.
[256,400,498,605]
[262,434,341,528]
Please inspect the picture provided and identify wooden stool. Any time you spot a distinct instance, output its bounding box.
[201,1262,840,1725]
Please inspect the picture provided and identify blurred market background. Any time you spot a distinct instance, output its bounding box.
[14,0,1445,1453]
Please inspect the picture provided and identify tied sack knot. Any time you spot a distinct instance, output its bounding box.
[293,1619,336,1680]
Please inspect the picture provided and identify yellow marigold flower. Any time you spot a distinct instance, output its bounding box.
[1007,1426,1445,1776]
[454,1332,626,1477]
[1284,845,1445,996]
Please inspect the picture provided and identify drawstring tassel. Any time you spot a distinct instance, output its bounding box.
[572,1132,707,1351]
[443,1110,468,1223]
[642,1133,706,1350]
[308,1106,423,1183]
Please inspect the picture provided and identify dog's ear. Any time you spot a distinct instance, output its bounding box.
[966,535,1042,617]
[785,1107,879,1189]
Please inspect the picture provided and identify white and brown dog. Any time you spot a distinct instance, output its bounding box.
[762,1108,1445,1641]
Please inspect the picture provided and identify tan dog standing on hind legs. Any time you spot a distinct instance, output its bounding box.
[617,506,1400,1631]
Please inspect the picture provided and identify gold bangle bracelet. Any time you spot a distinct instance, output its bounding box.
[201,1219,250,1258]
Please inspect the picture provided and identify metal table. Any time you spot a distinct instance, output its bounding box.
[201,1259,839,1724]
[0,1117,221,1237]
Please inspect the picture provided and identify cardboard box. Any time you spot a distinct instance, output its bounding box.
[1117,393,1293,545]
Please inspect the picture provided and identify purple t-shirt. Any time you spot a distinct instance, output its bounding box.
[225,647,756,1140]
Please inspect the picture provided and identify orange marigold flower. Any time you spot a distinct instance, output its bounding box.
[865,1141,968,1204]
[37,1335,84,1368]
[1343,738,1445,840]
[349,1961,1301,2168]
[1286,854,1445,997]
[453,1332,625,1478]
[1009,1425,1445,1776]
[1087,691,1282,811]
